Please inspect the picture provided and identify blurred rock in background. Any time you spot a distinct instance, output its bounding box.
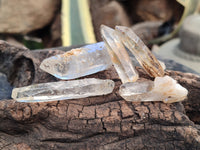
[0,0,60,34]
[128,0,183,22]
[90,0,131,41]
[0,0,61,49]
[155,14,200,73]
[0,0,184,49]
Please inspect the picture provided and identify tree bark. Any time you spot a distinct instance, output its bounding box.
[0,40,200,150]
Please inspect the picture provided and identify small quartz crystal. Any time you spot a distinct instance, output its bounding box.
[115,26,165,77]
[119,76,188,103]
[12,78,115,102]
[40,42,112,80]
[101,25,139,83]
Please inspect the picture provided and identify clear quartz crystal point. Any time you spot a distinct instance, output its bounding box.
[100,25,139,83]
[115,26,165,77]
[119,76,188,103]
[11,78,115,102]
[40,42,112,80]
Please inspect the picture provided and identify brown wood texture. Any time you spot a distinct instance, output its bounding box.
[0,40,200,150]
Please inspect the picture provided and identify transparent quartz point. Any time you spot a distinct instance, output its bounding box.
[115,26,165,77]
[100,25,139,83]
[40,42,112,80]
[119,76,188,103]
[12,78,115,102]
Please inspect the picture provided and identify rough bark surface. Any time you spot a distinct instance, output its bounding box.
[0,40,200,150]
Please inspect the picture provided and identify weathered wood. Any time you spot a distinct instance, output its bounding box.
[0,40,200,150]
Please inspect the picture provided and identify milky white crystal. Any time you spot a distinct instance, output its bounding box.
[40,42,112,80]
[115,26,165,77]
[101,25,139,83]
[119,76,188,103]
[12,78,115,102]
[158,60,166,70]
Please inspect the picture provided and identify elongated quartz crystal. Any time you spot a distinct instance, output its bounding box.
[119,76,188,103]
[115,26,165,77]
[40,42,112,80]
[101,25,139,83]
[12,78,115,102]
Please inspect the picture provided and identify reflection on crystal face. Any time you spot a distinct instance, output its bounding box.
[40,42,112,80]
[12,78,115,102]
[101,25,139,83]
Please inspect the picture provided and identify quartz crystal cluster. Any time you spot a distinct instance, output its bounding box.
[100,25,188,103]
[11,25,188,103]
